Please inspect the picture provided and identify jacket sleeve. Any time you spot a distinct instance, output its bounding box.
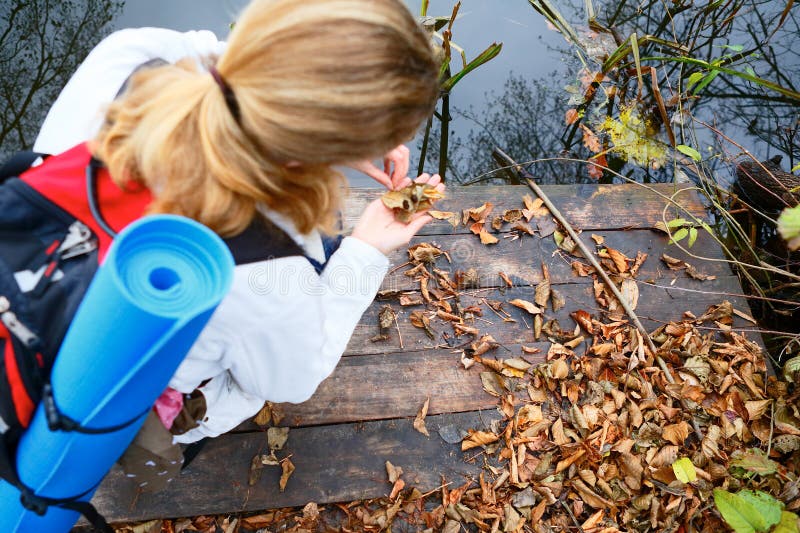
[34,27,225,155]
[186,236,389,405]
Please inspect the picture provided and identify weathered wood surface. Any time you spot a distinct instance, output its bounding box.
[344,184,707,234]
[90,411,501,523]
[87,184,763,526]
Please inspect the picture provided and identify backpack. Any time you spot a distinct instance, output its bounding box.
[0,143,307,530]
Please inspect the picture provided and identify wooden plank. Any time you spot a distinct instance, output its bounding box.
[381,228,731,291]
[343,184,707,235]
[268,349,506,428]
[347,275,757,356]
[91,411,501,524]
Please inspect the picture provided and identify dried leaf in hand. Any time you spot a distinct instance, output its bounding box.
[279,457,295,492]
[429,210,459,228]
[382,183,443,223]
[479,229,499,245]
[461,430,500,451]
[509,299,542,315]
[413,398,430,437]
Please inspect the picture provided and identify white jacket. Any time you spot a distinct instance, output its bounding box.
[34,28,388,443]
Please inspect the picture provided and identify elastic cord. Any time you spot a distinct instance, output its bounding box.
[209,66,241,122]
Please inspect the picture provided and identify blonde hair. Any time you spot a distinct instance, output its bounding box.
[95,0,439,236]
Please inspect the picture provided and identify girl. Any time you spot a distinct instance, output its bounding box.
[34,0,443,485]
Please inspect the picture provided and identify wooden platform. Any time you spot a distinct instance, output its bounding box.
[88,183,761,524]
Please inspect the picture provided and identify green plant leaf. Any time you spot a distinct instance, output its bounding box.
[720,43,745,52]
[714,490,757,533]
[670,227,689,244]
[792,162,800,172]
[688,227,698,247]
[677,144,702,162]
[693,70,720,94]
[667,218,691,228]
[672,457,697,483]
[774,512,800,533]
[778,205,800,251]
[441,42,503,92]
[737,490,783,530]
[686,71,705,91]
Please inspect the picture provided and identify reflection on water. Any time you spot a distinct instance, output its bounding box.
[1,0,797,190]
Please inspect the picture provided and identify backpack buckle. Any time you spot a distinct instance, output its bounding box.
[42,383,77,432]
[19,488,48,516]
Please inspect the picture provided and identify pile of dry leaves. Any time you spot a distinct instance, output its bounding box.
[117,194,799,533]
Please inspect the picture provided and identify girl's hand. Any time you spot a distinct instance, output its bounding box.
[351,173,444,255]
[347,144,410,190]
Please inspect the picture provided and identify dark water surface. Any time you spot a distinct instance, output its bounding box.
[1,0,797,187]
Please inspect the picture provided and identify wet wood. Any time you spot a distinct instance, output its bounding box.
[90,411,501,523]
[347,275,756,357]
[264,348,511,428]
[381,227,730,291]
[87,184,767,527]
[344,184,707,235]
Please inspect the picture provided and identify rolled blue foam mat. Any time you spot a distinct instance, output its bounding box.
[0,215,234,532]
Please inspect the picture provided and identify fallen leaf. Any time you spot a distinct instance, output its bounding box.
[462,430,500,451]
[663,421,690,445]
[386,461,403,483]
[509,299,542,315]
[499,271,513,287]
[429,210,459,228]
[534,280,551,307]
[479,229,499,245]
[267,427,289,451]
[414,398,431,437]
[279,457,295,492]
[565,108,579,125]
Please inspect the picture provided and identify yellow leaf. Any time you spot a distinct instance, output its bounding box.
[672,457,697,484]
[461,430,499,451]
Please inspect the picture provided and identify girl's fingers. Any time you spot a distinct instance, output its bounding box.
[426,174,441,186]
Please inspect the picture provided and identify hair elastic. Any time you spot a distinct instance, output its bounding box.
[209,65,241,122]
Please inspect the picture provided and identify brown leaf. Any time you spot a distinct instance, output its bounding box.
[386,461,403,483]
[571,310,595,334]
[248,454,264,486]
[461,430,500,451]
[399,294,423,306]
[499,271,513,287]
[565,108,579,125]
[580,124,602,153]
[408,242,443,263]
[378,304,396,330]
[253,402,272,427]
[413,398,430,437]
[428,210,459,228]
[491,215,504,231]
[382,183,444,222]
[534,280,551,308]
[279,457,295,492]
[479,229,499,245]
[267,427,289,451]
[620,278,639,310]
[512,220,536,236]
[509,299,542,315]
[551,289,566,312]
